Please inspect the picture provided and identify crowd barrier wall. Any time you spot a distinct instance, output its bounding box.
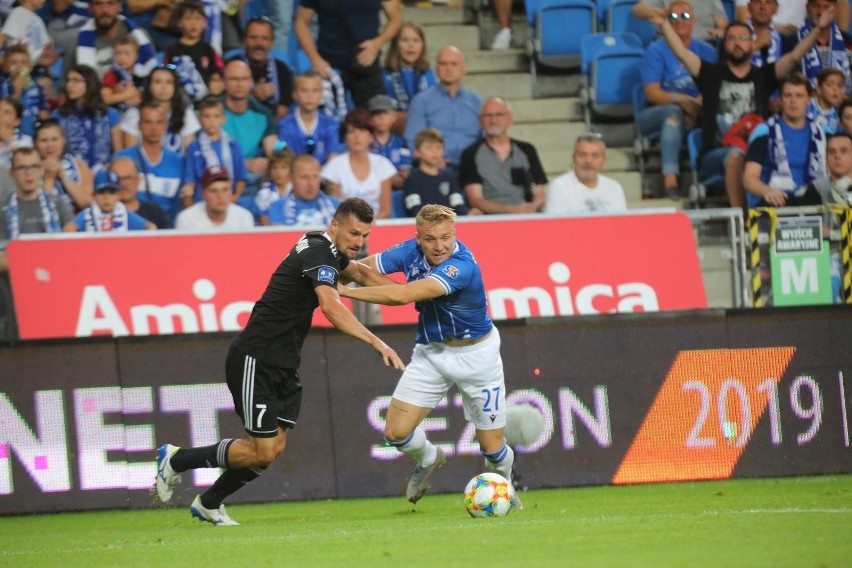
[1,306,850,515]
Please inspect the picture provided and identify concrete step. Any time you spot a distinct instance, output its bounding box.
[510,97,580,123]
[405,4,467,26]
[510,121,637,151]
[423,23,481,53]
[537,146,653,174]
[465,71,533,100]
[465,49,526,74]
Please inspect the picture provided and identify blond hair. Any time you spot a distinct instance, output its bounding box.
[416,204,456,227]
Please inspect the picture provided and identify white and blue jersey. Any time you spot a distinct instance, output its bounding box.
[114,145,184,223]
[371,134,412,171]
[375,238,492,344]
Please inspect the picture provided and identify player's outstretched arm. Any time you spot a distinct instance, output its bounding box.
[339,259,398,287]
[316,285,406,370]
[339,277,445,306]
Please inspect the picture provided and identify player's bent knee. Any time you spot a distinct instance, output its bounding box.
[384,425,412,444]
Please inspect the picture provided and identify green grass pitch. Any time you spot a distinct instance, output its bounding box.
[1,475,850,568]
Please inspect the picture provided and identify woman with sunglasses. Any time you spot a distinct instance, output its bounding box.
[52,64,122,174]
[118,64,200,154]
[637,0,718,198]
[34,119,94,210]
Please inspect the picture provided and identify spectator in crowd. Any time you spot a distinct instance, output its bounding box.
[490,0,514,49]
[405,46,482,178]
[100,36,145,112]
[0,148,73,253]
[402,127,468,217]
[254,148,293,225]
[736,0,849,35]
[633,0,728,41]
[163,0,225,106]
[230,15,294,120]
[839,98,852,132]
[277,71,344,165]
[294,0,403,110]
[638,0,717,198]
[182,96,248,207]
[46,0,90,57]
[460,97,547,214]
[322,108,396,220]
[34,118,93,210]
[53,65,122,173]
[125,0,180,51]
[0,0,61,70]
[120,63,201,154]
[0,45,50,138]
[809,68,846,133]
[651,7,834,207]
[545,132,627,214]
[804,132,852,203]
[114,102,185,222]
[175,165,255,230]
[63,0,157,81]
[369,94,411,190]
[64,169,155,232]
[742,0,796,68]
[268,154,340,226]
[744,74,828,207]
[221,59,278,199]
[0,98,33,170]
[110,156,171,229]
[799,0,852,95]
[382,21,436,130]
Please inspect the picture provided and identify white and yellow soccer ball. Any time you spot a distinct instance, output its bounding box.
[463,472,516,518]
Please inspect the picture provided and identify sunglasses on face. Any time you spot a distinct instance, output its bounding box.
[669,11,691,22]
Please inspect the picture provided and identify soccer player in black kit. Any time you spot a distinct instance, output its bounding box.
[154,197,405,525]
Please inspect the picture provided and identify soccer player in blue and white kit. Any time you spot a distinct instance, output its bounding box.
[340,204,517,505]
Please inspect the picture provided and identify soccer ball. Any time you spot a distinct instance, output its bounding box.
[463,472,516,518]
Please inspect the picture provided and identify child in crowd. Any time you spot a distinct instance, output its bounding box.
[34,118,93,210]
[0,45,49,137]
[368,94,411,190]
[382,21,436,132]
[119,64,201,154]
[254,147,293,225]
[101,36,144,112]
[164,0,225,106]
[402,128,468,217]
[182,95,247,206]
[64,170,154,232]
[267,154,339,227]
[0,97,33,170]
[0,0,60,72]
[277,72,343,165]
[809,69,846,134]
[53,65,122,173]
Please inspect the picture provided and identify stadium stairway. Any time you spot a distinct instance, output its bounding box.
[405,2,682,210]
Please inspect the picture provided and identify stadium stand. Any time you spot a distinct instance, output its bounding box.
[578,32,644,128]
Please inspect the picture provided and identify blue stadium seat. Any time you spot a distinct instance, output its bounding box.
[608,0,656,45]
[579,32,644,127]
[391,190,406,219]
[595,0,614,30]
[526,0,596,96]
[687,128,726,207]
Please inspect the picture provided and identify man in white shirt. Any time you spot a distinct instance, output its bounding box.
[175,165,255,230]
[544,132,628,214]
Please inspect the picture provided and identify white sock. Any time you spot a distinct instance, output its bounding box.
[393,428,437,467]
[482,443,514,482]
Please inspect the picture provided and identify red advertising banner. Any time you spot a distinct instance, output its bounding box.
[7,213,707,340]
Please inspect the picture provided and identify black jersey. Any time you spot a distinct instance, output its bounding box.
[231,231,350,368]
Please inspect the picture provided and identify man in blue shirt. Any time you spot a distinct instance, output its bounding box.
[404,46,482,174]
[339,204,517,506]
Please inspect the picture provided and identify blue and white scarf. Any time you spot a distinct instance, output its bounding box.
[108,63,136,112]
[198,130,234,181]
[765,114,826,194]
[799,20,852,94]
[235,52,280,106]
[77,15,156,80]
[4,188,61,239]
[750,23,782,68]
[59,112,112,171]
[254,180,288,215]
[82,200,129,232]
[322,69,348,122]
[387,67,432,111]
[65,0,91,27]
[807,98,840,135]
[277,190,339,226]
[204,0,223,55]
[51,153,83,199]
[170,55,209,103]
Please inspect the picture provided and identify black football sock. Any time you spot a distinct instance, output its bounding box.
[200,466,266,509]
[170,439,234,472]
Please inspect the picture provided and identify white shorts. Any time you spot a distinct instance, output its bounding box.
[393,327,506,431]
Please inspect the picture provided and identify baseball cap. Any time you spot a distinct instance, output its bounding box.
[94,170,121,192]
[201,165,230,187]
[368,94,398,113]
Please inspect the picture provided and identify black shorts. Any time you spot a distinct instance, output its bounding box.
[225,345,302,438]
